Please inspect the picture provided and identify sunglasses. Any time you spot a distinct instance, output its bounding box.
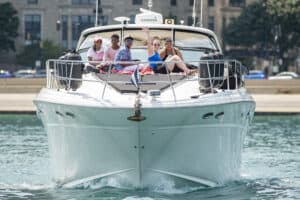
[153,43,160,46]
[126,39,133,43]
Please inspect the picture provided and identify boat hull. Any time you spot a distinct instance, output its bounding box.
[35,95,255,188]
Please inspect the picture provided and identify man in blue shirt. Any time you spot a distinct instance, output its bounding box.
[114,35,137,71]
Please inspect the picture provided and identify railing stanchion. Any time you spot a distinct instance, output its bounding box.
[54,60,58,89]
[225,61,230,90]
[46,60,50,88]
[165,60,176,102]
[44,59,248,102]
[234,73,237,90]
[236,61,241,89]
[68,62,74,90]
[102,63,113,99]
[206,61,214,93]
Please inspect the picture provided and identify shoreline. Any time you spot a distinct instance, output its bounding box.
[0,93,299,114]
[1,112,299,115]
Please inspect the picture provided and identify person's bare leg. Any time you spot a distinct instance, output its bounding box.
[165,56,175,72]
[166,62,175,72]
[169,55,191,74]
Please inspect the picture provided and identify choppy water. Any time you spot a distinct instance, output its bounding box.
[0,114,299,200]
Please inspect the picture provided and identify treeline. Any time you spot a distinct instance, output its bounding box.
[0,2,63,68]
[223,0,300,70]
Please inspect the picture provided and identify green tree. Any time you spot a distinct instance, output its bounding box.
[265,0,300,16]
[40,40,64,66]
[16,43,40,67]
[265,0,300,68]
[223,0,300,70]
[17,40,64,68]
[0,2,19,52]
[224,3,272,47]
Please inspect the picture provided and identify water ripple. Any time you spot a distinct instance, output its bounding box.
[0,114,299,199]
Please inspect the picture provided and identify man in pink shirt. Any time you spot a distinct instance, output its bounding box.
[104,34,120,62]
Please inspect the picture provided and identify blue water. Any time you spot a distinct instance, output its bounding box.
[0,114,299,200]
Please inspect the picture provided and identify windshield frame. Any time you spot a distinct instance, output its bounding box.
[77,26,221,53]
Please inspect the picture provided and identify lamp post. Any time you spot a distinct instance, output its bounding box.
[95,0,102,26]
[95,0,98,26]
[192,0,203,27]
[199,0,203,27]
[148,0,152,10]
[192,0,196,26]
[273,24,281,73]
[56,20,61,31]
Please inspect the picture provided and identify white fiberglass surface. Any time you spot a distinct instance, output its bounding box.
[36,99,253,186]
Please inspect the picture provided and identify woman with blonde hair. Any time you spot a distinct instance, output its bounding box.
[143,28,191,75]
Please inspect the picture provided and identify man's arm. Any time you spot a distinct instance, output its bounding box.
[114,49,134,67]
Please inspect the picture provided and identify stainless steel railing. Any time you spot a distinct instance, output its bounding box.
[46,59,246,100]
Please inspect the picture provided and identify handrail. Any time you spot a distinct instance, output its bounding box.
[101,63,114,99]
[46,59,246,101]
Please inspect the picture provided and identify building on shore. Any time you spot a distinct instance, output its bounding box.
[0,0,255,66]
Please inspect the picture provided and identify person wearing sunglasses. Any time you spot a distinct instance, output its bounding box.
[143,28,192,75]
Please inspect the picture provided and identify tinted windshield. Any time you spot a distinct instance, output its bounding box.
[175,30,217,50]
[78,29,121,51]
[78,28,218,62]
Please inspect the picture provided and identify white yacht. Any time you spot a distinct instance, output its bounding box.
[34,9,255,189]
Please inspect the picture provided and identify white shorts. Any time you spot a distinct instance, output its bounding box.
[122,64,146,71]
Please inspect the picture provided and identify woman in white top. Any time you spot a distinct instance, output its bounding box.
[87,37,105,66]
